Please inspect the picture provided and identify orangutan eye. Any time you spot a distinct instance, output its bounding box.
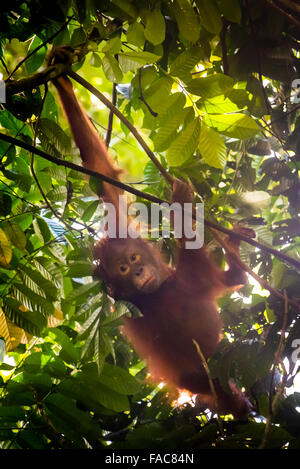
[119,264,129,275]
[130,253,141,263]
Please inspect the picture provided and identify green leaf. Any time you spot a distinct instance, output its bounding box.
[102,53,123,83]
[111,0,137,19]
[101,300,132,325]
[198,125,227,169]
[203,113,260,139]
[166,117,201,166]
[2,221,27,251]
[12,283,54,316]
[3,297,46,335]
[99,363,140,395]
[33,216,53,243]
[89,52,102,68]
[118,51,161,73]
[197,95,242,114]
[170,46,205,80]
[44,393,102,439]
[127,22,145,48]
[81,199,99,222]
[144,9,166,45]
[102,36,122,54]
[172,0,200,43]
[187,74,235,98]
[66,262,94,278]
[16,213,33,231]
[0,110,24,133]
[70,27,87,47]
[196,0,222,34]
[143,77,173,113]
[25,36,47,75]
[20,264,58,300]
[47,328,80,363]
[64,280,99,305]
[44,356,67,377]
[38,118,72,156]
[143,161,160,183]
[154,107,190,152]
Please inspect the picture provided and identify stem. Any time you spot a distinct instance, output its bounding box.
[259,291,289,449]
[105,83,117,148]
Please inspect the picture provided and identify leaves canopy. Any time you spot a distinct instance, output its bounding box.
[0,0,300,450]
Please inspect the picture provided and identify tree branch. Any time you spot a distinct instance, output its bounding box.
[259,291,289,449]
[6,63,69,96]
[1,131,300,274]
[105,83,117,148]
[277,0,300,14]
[262,0,300,29]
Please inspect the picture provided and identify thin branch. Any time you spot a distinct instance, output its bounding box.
[277,0,300,14]
[259,290,289,449]
[105,83,117,148]
[193,339,224,435]
[1,131,300,274]
[262,0,300,29]
[138,68,158,117]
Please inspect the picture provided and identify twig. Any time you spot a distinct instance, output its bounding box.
[105,83,117,148]
[0,56,10,76]
[193,339,223,435]
[259,290,289,449]
[1,131,300,274]
[138,68,158,117]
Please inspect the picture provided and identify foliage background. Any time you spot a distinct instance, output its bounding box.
[0,0,300,449]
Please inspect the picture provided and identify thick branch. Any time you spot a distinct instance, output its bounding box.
[1,131,300,274]
[277,0,300,14]
[6,64,69,97]
[262,0,300,28]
